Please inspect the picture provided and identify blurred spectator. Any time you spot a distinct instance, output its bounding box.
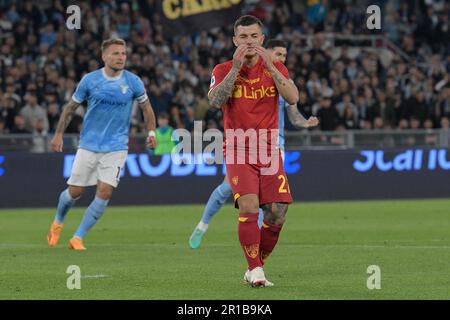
[20,93,49,133]
[0,119,6,134]
[316,96,340,131]
[31,118,48,153]
[151,112,177,155]
[0,0,449,141]
[204,105,223,132]
[10,115,30,134]
[47,103,60,133]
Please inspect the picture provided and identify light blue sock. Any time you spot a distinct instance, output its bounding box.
[74,197,109,239]
[258,208,264,229]
[200,180,233,224]
[54,189,77,224]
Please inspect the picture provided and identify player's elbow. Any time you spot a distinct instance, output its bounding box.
[286,95,299,106]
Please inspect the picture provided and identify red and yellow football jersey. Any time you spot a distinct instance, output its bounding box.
[209,58,289,154]
[209,57,289,133]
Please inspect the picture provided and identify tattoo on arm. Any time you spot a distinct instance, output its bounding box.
[287,105,308,129]
[139,99,156,131]
[208,68,240,108]
[55,100,80,134]
[272,71,287,87]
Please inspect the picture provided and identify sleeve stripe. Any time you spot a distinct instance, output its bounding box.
[136,93,148,103]
[71,94,82,104]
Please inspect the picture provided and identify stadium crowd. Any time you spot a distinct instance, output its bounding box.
[1,0,450,141]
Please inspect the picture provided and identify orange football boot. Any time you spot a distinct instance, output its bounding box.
[68,236,86,250]
[47,221,63,247]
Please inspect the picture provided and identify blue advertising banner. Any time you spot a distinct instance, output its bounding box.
[1,149,450,208]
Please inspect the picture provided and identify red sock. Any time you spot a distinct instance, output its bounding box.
[260,220,283,265]
[238,212,262,271]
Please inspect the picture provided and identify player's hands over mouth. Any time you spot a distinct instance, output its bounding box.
[255,46,275,70]
[51,134,63,152]
[232,45,248,70]
[146,136,157,150]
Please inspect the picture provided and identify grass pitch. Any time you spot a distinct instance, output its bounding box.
[0,199,449,299]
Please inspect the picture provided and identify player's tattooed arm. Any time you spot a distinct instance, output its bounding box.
[208,45,246,108]
[286,104,319,129]
[55,99,80,134]
[139,99,157,149]
[51,99,81,152]
[139,99,156,132]
[208,67,240,108]
[254,46,299,105]
[270,69,299,105]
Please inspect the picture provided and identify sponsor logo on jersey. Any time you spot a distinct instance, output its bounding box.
[232,85,276,99]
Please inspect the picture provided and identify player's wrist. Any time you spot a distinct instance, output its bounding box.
[267,64,276,74]
[148,130,156,138]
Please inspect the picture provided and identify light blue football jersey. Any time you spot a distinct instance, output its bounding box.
[72,68,148,152]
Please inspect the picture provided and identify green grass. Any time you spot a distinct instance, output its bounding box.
[0,199,450,299]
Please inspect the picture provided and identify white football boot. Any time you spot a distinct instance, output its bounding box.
[243,267,274,287]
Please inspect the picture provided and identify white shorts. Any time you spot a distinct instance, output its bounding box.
[67,148,128,188]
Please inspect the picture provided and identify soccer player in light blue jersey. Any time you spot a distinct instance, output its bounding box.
[47,38,157,250]
[189,39,319,249]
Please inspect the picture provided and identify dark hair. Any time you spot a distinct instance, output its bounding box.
[159,112,169,120]
[233,15,263,34]
[101,38,126,52]
[266,39,287,50]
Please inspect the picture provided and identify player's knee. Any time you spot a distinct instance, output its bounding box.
[68,186,84,199]
[238,199,259,214]
[97,190,113,200]
[96,188,113,200]
[237,194,259,213]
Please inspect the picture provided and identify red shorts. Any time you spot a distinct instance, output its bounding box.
[226,152,293,207]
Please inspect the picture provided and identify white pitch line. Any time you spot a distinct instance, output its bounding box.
[81,274,108,279]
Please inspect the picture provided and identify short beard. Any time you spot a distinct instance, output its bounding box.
[110,66,124,72]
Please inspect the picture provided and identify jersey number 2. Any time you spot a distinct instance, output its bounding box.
[278,175,290,193]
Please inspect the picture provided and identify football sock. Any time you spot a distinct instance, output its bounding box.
[238,212,262,271]
[74,197,109,239]
[54,189,78,224]
[260,220,283,265]
[200,180,232,224]
[196,220,208,232]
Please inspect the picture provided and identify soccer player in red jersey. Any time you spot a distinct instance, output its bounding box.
[208,15,299,287]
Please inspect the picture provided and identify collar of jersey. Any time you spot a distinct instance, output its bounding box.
[101,67,124,81]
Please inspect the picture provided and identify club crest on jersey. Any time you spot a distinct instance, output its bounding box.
[244,244,259,259]
[263,69,272,78]
[120,84,129,94]
[232,176,238,185]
